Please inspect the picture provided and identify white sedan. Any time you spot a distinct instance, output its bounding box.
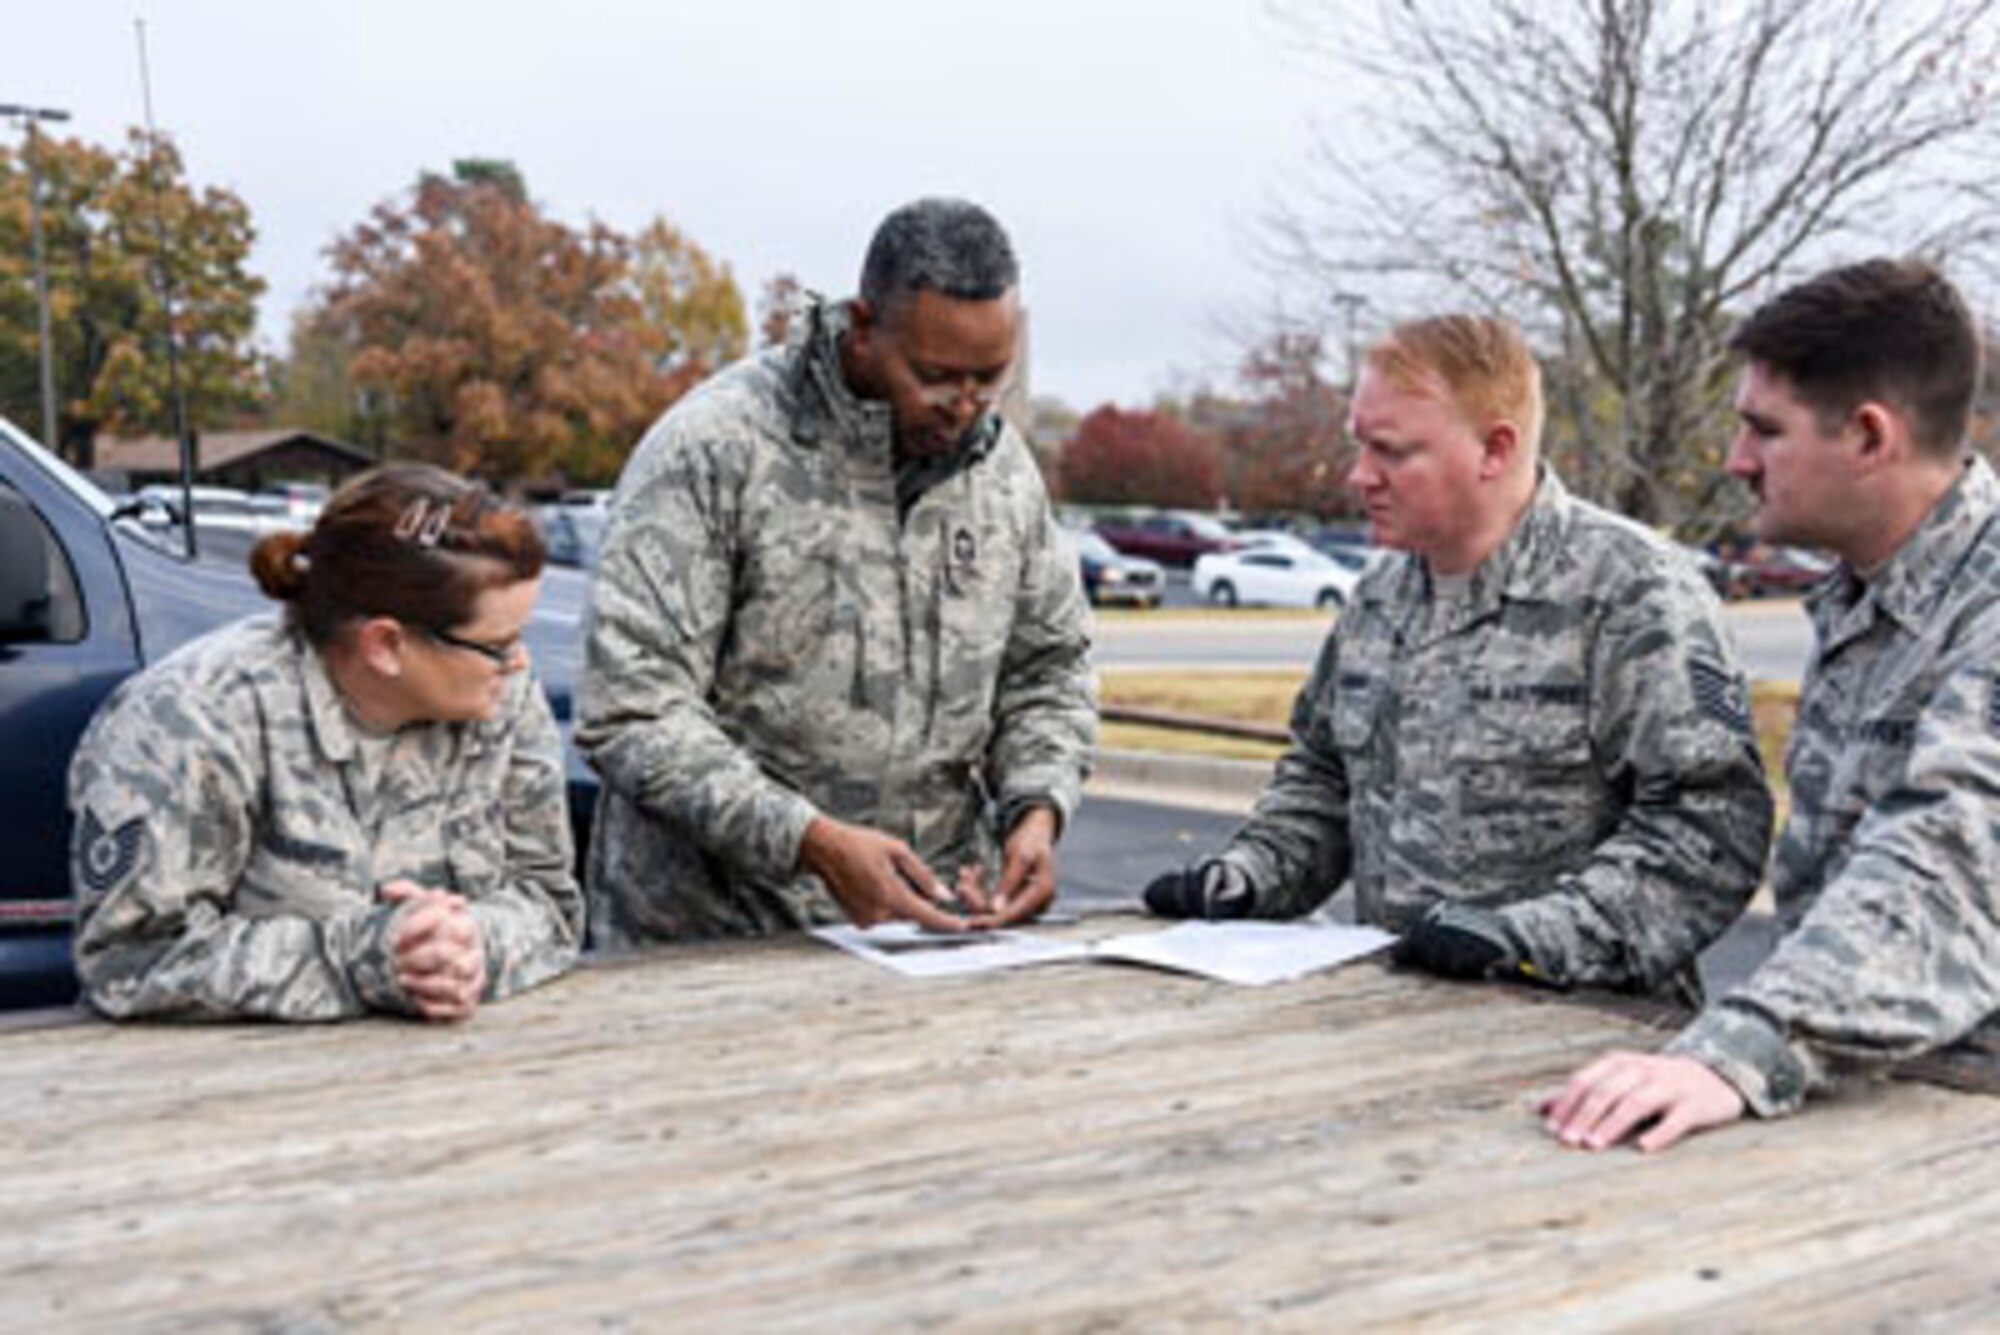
[1193,544,1364,609]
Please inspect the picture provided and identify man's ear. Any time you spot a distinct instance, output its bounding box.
[847,297,878,345]
[1852,401,1899,470]
[352,616,406,679]
[1479,420,1521,480]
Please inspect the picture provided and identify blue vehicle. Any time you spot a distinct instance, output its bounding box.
[1074,529,1165,608]
[0,417,598,1008]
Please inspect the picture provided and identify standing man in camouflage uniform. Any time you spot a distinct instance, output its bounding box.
[578,198,1095,943]
[1547,260,2000,1151]
[1144,316,1772,999]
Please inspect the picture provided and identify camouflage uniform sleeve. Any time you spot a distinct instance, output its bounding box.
[988,507,1097,835]
[68,675,410,1022]
[576,431,819,882]
[1668,654,2000,1118]
[1498,571,1773,991]
[1218,624,1356,918]
[466,677,583,1000]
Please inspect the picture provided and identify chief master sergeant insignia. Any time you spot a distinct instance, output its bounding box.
[77,809,148,895]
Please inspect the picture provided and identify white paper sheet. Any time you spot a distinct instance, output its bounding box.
[1086,920,1396,987]
[813,918,1396,986]
[810,922,1090,978]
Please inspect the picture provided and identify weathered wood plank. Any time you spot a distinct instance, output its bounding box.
[1,919,1994,1331]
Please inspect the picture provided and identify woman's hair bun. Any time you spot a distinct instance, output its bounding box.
[249,530,312,601]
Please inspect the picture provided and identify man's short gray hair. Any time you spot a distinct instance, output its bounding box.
[859,198,1018,311]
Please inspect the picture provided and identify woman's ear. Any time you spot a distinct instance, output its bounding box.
[351,616,406,679]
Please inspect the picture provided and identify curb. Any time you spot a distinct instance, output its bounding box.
[1087,747,1274,813]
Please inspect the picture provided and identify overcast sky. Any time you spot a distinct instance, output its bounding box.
[5,1,1327,411]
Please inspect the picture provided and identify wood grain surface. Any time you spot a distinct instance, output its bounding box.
[3,917,1995,1331]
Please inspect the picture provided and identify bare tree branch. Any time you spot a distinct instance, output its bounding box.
[1263,0,2000,529]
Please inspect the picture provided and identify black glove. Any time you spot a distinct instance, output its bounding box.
[1142,860,1254,920]
[1393,902,1552,984]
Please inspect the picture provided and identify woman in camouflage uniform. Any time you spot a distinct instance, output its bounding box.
[69,465,583,1022]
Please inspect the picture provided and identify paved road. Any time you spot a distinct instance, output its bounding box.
[1063,794,1778,993]
[1096,597,1813,682]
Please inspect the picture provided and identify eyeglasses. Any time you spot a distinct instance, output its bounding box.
[905,356,1009,410]
[914,377,1005,410]
[422,626,525,667]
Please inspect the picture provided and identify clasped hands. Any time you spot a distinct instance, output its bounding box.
[380,879,488,1022]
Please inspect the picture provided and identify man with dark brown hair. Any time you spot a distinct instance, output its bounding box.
[1546,258,2000,1151]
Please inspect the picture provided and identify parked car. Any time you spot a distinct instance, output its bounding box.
[1723,543,1835,599]
[533,502,608,569]
[1673,542,1734,599]
[1192,545,1362,609]
[1305,523,1372,557]
[1093,511,1235,568]
[1074,530,1164,608]
[136,483,285,533]
[1228,529,1323,558]
[1237,529,1376,579]
[0,416,597,1008]
[254,481,330,529]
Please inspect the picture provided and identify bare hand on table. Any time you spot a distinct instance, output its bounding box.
[1540,1050,1747,1153]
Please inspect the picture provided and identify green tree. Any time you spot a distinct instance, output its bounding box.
[631,218,748,391]
[270,311,388,452]
[0,130,265,466]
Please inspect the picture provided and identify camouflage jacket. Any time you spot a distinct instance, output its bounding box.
[1219,470,1773,995]
[576,300,1096,943]
[69,614,583,1020]
[1670,458,2000,1115]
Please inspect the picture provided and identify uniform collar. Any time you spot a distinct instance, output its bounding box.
[1367,467,1568,643]
[1813,455,2000,638]
[1467,466,1571,606]
[785,296,1002,470]
[297,631,364,764]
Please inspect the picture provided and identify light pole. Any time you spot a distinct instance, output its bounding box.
[1331,292,1368,391]
[0,103,71,458]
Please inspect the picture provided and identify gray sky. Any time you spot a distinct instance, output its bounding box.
[5,1,1324,410]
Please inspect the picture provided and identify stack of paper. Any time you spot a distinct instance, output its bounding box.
[812,919,1396,986]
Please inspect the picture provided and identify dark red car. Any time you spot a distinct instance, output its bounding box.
[1720,543,1835,599]
[1093,511,1235,569]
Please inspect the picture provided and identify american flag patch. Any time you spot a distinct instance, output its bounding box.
[1689,660,1752,736]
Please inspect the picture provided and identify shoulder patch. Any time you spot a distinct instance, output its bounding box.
[76,809,150,896]
[1689,659,1753,737]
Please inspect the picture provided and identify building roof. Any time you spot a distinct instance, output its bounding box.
[94,428,376,474]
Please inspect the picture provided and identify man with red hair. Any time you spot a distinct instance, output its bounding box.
[1146,315,1772,1003]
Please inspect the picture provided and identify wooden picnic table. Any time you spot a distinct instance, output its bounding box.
[2,914,1996,1331]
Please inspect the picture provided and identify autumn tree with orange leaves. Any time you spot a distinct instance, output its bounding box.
[302,159,744,484]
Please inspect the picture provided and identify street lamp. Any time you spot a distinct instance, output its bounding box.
[0,103,71,458]
[1331,292,1368,391]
